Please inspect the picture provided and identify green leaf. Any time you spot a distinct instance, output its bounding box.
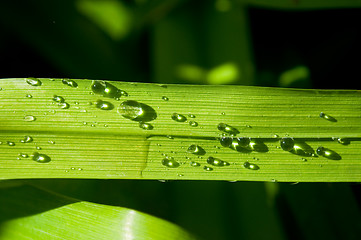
[0,184,198,240]
[0,78,360,182]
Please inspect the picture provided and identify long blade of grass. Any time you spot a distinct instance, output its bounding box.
[0,78,360,182]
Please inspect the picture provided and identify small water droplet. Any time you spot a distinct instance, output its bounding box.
[139,122,153,130]
[245,125,252,128]
[91,80,124,98]
[319,112,337,122]
[118,100,157,122]
[58,102,70,109]
[221,112,225,115]
[219,136,233,147]
[32,152,51,163]
[162,157,180,168]
[78,168,83,171]
[26,94,33,98]
[272,134,279,138]
[217,123,239,135]
[19,153,29,158]
[21,136,33,143]
[7,141,15,146]
[190,161,201,167]
[36,146,42,150]
[24,115,36,122]
[187,145,205,155]
[243,162,259,170]
[166,135,174,139]
[189,121,198,127]
[301,158,307,162]
[52,95,65,103]
[171,113,187,122]
[48,140,55,144]
[335,137,349,145]
[95,100,114,110]
[26,77,42,86]
[162,96,169,101]
[280,137,294,151]
[188,114,196,118]
[207,156,229,166]
[203,166,213,171]
[62,79,78,88]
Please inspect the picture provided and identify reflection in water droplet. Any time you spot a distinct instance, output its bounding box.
[118,100,157,122]
[187,145,205,155]
[207,156,229,166]
[243,162,259,170]
[21,136,33,143]
[280,137,294,151]
[7,141,15,146]
[52,95,65,103]
[319,112,337,122]
[190,161,201,167]
[91,80,126,98]
[189,121,198,127]
[188,114,196,118]
[162,96,169,101]
[139,122,153,130]
[58,102,70,109]
[162,157,179,168]
[171,113,187,122]
[217,123,239,135]
[24,115,36,122]
[62,79,78,88]
[220,136,233,147]
[203,166,213,171]
[95,100,114,110]
[32,152,51,163]
[26,78,42,86]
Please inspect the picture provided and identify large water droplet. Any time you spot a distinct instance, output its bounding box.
[95,100,114,110]
[91,80,125,98]
[21,136,33,143]
[139,122,153,130]
[187,145,205,155]
[219,136,233,147]
[319,112,337,122]
[171,113,187,122]
[52,95,65,103]
[118,100,157,122]
[24,115,36,122]
[217,123,239,135]
[62,79,78,88]
[162,157,179,168]
[32,152,51,163]
[280,137,294,151]
[26,78,42,86]
[316,146,341,160]
[207,156,229,166]
[243,162,259,170]
[235,137,250,147]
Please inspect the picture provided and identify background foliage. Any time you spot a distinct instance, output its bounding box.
[1,0,361,239]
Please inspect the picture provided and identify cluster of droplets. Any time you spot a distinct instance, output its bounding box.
[171,113,198,128]
[52,95,70,109]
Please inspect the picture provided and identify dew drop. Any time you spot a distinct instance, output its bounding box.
[118,100,157,122]
[139,122,153,130]
[189,121,198,127]
[188,114,196,118]
[243,162,259,170]
[219,136,233,147]
[48,140,55,144]
[207,156,229,166]
[52,95,65,103]
[162,96,169,101]
[316,146,341,160]
[280,137,294,151]
[234,137,250,147]
[91,80,124,98]
[26,94,33,98]
[203,166,213,171]
[58,102,70,109]
[162,157,180,168]
[336,137,349,145]
[7,141,15,146]
[171,113,187,122]
[95,100,114,110]
[319,112,337,122]
[21,136,33,143]
[24,115,36,122]
[187,145,205,155]
[217,123,239,135]
[32,152,51,163]
[62,79,78,88]
[26,77,42,86]
[36,146,42,150]
[19,153,29,158]
[190,161,201,167]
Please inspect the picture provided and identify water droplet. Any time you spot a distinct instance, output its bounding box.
[139,122,153,130]
[203,166,213,171]
[162,157,180,168]
[62,79,78,88]
[52,95,65,103]
[95,100,114,110]
[118,100,157,122]
[280,137,294,151]
[301,158,307,162]
[207,156,229,166]
[316,146,341,160]
[190,161,201,167]
[21,136,33,143]
[91,80,124,98]
[36,146,42,150]
[32,152,51,163]
[187,145,205,155]
[78,168,83,171]
[243,162,259,170]
[245,125,252,128]
[272,134,279,138]
[26,94,33,98]
[221,112,225,115]
[188,114,196,118]
[7,141,15,146]
[177,173,184,177]
[219,136,233,147]
[58,102,70,109]
[217,123,239,135]
[26,77,42,86]
[189,121,198,127]
[166,135,174,139]
[48,140,55,144]
[319,112,337,122]
[19,153,29,158]
[171,113,187,122]
[162,96,169,101]
[335,137,350,145]
[24,115,36,122]
[234,137,250,147]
